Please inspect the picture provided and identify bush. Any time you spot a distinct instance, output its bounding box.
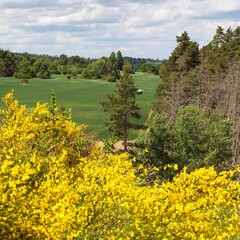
[20,79,29,84]
[14,72,32,79]
[131,106,233,182]
[105,74,116,82]
[0,92,239,239]
[138,62,159,75]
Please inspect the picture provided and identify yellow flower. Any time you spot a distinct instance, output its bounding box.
[11,165,20,177]
[0,92,239,240]
[173,164,178,171]
[1,194,7,203]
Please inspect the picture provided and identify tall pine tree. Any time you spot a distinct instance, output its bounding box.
[116,50,124,70]
[154,31,199,119]
[100,60,141,151]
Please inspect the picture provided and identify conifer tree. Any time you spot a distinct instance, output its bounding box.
[100,60,141,151]
[154,31,199,119]
[107,52,120,80]
[116,50,124,70]
[109,52,117,64]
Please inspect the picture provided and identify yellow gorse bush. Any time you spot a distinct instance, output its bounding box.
[0,92,239,239]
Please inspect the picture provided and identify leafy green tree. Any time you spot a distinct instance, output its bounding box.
[130,112,175,181]
[66,65,79,78]
[106,62,119,80]
[33,57,51,79]
[4,50,17,77]
[131,105,233,181]
[232,26,240,57]
[65,55,89,76]
[0,58,6,77]
[0,49,17,77]
[138,62,159,75]
[59,54,68,66]
[53,54,68,75]
[15,57,34,79]
[82,56,119,81]
[151,26,240,172]
[172,105,233,171]
[82,58,108,79]
[49,60,61,74]
[100,60,141,151]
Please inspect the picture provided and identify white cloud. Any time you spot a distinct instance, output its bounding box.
[0,0,239,59]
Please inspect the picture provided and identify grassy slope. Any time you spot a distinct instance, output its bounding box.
[0,73,160,139]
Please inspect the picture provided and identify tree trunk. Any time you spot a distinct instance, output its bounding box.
[123,113,127,151]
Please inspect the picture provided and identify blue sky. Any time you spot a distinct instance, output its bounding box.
[0,0,239,59]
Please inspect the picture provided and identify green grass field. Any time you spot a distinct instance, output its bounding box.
[0,72,160,139]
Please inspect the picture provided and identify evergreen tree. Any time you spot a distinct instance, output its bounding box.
[154,31,200,118]
[116,50,124,70]
[109,52,117,64]
[212,26,225,48]
[100,60,141,151]
[107,52,120,80]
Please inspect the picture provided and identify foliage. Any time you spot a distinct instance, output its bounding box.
[0,91,91,159]
[0,50,90,79]
[154,26,240,164]
[0,92,239,239]
[105,74,116,82]
[100,60,141,150]
[82,58,105,79]
[0,49,17,77]
[81,51,122,81]
[123,59,135,74]
[172,105,233,171]
[130,112,175,180]
[154,31,200,117]
[138,62,159,75]
[116,50,124,70]
[155,27,240,118]
[123,57,162,72]
[101,136,118,153]
[14,57,35,79]
[33,57,51,79]
[131,106,233,180]
[20,79,29,84]
[49,54,88,76]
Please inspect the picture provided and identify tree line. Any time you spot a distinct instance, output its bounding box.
[0,49,160,81]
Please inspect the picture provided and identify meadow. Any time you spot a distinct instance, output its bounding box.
[0,72,160,139]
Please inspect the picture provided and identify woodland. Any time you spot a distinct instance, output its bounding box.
[0,26,239,239]
[0,48,160,80]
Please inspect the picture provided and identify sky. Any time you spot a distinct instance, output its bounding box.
[0,0,239,59]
